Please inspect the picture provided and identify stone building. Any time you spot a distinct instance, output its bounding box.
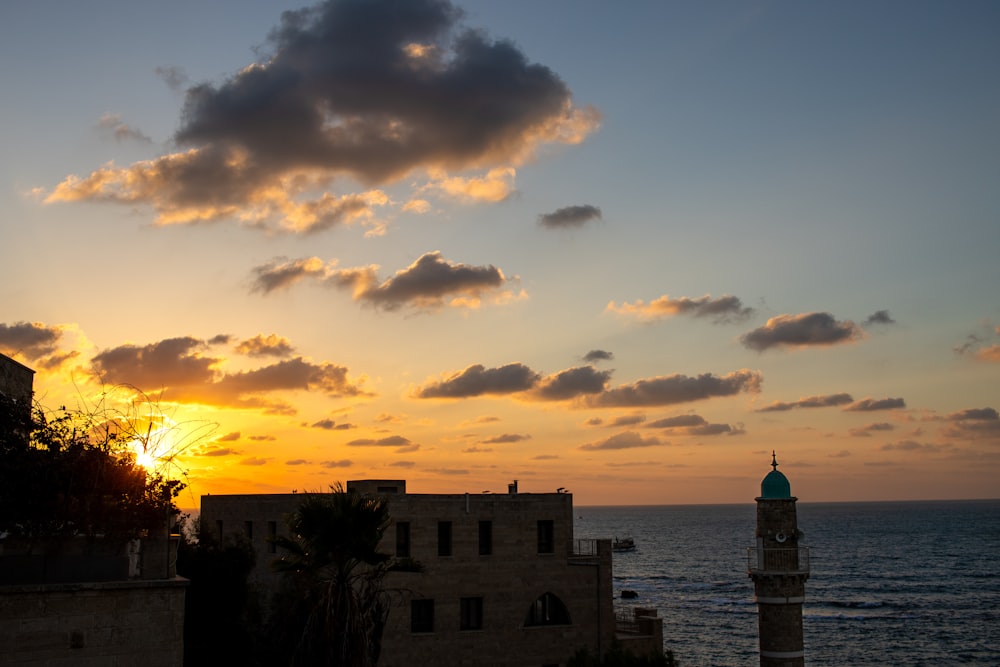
[201,479,663,666]
[747,453,810,666]
[0,351,34,416]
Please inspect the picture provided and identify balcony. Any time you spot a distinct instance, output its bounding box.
[746,546,810,575]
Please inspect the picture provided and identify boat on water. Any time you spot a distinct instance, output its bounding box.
[612,536,636,553]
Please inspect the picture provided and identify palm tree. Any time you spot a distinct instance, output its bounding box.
[271,483,393,667]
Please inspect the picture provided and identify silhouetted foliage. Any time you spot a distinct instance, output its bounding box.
[0,395,183,544]
[175,517,262,666]
[270,484,393,667]
[568,640,677,667]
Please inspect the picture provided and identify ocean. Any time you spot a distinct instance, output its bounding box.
[574,499,1000,666]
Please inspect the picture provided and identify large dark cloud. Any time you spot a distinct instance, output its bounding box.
[756,393,854,412]
[0,321,64,361]
[48,0,599,229]
[92,336,366,414]
[583,370,762,408]
[537,204,602,229]
[251,251,512,310]
[844,397,906,412]
[609,294,754,324]
[741,312,864,351]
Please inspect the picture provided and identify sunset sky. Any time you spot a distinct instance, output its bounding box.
[2,0,998,508]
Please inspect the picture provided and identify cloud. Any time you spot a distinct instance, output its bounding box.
[97,113,152,144]
[606,415,646,428]
[47,0,599,231]
[609,294,754,324]
[194,445,239,457]
[880,440,950,453]
[0,321,64,361]
[420,167,516,203]
[240,457,271,466]
[480,433,531,444]
[740,312,864,351]
[251,251,515,310]
[388,461,416,468]
[155,66,189,92]
[235,333,295,358]
[863,310,896,326]
[217,431,241,442]
[91,336,367,413]
[537,204,602,229]
[977,345,1000,362]
[582,349,613,363]
[756,393,854,412]
[845,397,906,412]
[530,366,611,401]
[311,419,355,430]
[645,413,742,436]
[848,422,895,437]
[579,431,663,451]
[321,459,353,468]
[941,407,1000,440]
[533,454,559,460]
[463,446,493,453]
[583,370,762,408]
[347,435,414,449]
[414,362,540,398]
[946,407,998,421]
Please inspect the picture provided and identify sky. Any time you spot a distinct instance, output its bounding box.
[1,0,998,508]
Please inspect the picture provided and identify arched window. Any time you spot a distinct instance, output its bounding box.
[524,592,571,626]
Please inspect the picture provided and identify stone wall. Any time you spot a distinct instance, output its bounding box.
[0,578,187,666]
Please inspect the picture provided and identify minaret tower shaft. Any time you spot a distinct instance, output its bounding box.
[748,452,810,667]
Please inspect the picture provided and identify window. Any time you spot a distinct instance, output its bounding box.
[411,599,434,633]
[244,520,253,541]
[267,521,277,554]
[537,520,554,554]
[437,521,452,557]
[396,521,411,558]
[460,596,483,631]
[524,592,571,627]
[216,520,224,543]
[478,520,493,556]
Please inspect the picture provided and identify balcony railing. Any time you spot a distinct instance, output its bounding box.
[746,546,810,575]
[572,539,599,557]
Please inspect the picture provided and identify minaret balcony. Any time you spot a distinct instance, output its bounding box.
[747,546,810,575]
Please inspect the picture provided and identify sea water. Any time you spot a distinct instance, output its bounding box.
[574,500,1000,666]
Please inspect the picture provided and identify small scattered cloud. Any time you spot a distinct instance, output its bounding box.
[311,419,355,430]
[347,435,413,448]
[414,362,540,398]
[154,65,188,92]
[606,415,646,428]
[848,422,895,437]
[251,251,516,311]
[217,431,241,442]
[608,294,754,324]
[533,454,559,460]
[977,345,1000,362]
[645,413,742,436]
[97,113,152,144]
[941,407,1000,440]
[845,397,906,412]
[235,333,295,358]
[240,457,271,466]
[741,312,864,351]
[321,459,353,468]
[582,349,613,363]
[481,433,531,444]
[863,310,896,326]
[195,445,239,457]
[583,369,762,408]
[579,431,663,451]
[530,366,611,401]
[463,446,493,453]
[286,459,310,465]
[757,393,854,412]
[537,204,602,229]
[880,440,950,453]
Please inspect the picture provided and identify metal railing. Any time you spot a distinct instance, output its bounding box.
[572,538,598,556]
[746,546,810,574]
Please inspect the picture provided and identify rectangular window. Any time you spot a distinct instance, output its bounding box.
[437,521,452,557]
[267,521,277,554]
[537,520,554,554]
[216,520,224,543]
[460,596,483,631]
[396,521,411,558]
[478,520,493,556]
[411,599,434,633]
[244,520,253,542]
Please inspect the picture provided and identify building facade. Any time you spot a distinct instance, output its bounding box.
[201,480,660,667]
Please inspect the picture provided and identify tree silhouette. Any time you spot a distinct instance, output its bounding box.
[271,484,393,667]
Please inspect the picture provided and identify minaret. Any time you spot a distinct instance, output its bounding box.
[748,452,809,667]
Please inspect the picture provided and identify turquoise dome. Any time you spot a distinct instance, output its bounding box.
[760,452,792,498]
